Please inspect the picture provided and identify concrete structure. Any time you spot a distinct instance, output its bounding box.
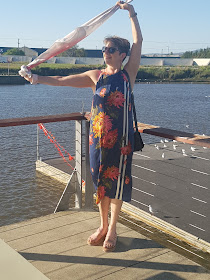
[1,54,210,66]
[1,46,210,66]
[140,57,195,66]
[20,47,38,57]
[193,58,210,66]
[55,56,104,65]
[0,239,49,280]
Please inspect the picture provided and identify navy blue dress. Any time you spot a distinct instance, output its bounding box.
[89,69,134,204]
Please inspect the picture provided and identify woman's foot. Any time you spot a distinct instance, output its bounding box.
[103,231,117,252]
[87,228,107,246]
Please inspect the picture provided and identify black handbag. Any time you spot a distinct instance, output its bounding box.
[123,69,144,152]
[131,92,144,151]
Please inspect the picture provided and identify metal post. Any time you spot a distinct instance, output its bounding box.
[85,120,94,209]
[37,124,39,161]
[75,120,82,208]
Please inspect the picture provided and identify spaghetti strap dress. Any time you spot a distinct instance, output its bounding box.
[89,69,134,204]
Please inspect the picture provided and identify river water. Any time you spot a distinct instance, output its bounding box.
[0,83,209,227]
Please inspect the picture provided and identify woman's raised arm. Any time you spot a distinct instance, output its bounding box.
[116,1,143,88]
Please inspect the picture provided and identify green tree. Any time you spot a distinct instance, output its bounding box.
[56,45,86,57]
[182,47,210,58]
[3,48,25,56]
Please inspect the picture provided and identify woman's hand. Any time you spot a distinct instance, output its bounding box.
[23,75,33,83]
[116,1,142,88]
[116,1,134,13]
[19,65,33,83]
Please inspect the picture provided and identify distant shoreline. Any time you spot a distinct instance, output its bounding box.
[0,75,210,85]
[0,75,28,85]
[0,63,210,84]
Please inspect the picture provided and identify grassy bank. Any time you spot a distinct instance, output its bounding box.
[136,66,210,83]
[0,62,210,83]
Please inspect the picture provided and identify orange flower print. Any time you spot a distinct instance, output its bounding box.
[96,185,106,204]
[99,104,103,109]
[91,167,94,173]
[92,112,112,138]
[89,134,93,146]
[99,164,104,173]
[129,103,132,111]
[121,142,132,155]
[107,90,125,108]
[100,129,118,149]
[103,166,119,181]
[125,176,130,184]
[99,88,106,97]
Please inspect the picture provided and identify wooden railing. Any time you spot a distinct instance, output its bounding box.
[137,122,210,148]
[0,112,86,127]
[1,112,209,148]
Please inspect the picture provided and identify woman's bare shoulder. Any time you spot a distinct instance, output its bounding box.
[86,69,102,84]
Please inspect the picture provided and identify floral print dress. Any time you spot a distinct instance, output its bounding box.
[89,69,134,204]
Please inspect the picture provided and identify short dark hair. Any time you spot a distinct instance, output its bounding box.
[103,36,130,56]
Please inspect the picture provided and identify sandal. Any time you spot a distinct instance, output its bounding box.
[103,233,117,252]
[87,228,107,246]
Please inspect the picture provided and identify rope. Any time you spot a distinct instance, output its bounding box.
[38,123,74,170]
[38,123,86,188]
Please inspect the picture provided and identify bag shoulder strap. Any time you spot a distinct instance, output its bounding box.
[122,69,138,132]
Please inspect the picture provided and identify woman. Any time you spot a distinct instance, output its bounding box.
[20,1,143,252]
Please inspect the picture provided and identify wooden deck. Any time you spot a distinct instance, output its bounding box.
[0,210,209,280]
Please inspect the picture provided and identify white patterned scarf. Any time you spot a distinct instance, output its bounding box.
[26,0,132,71]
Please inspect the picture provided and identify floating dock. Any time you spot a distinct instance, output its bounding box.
[0,75,28,85]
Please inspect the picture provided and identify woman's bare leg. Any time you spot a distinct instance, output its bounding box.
[87,196,110,245]
[109,198,123,234]
[98,196,110,232]
[103,198,122,251]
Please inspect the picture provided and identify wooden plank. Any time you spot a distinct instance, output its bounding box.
[0,112,86,127]
[137,122,210,148]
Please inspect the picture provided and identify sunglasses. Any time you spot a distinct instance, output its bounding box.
[102,46,119,54]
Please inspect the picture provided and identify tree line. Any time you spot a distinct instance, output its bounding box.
[2,45,86,57]
[182,47,210,58]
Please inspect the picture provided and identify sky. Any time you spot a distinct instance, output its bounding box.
[1,0,210,55]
